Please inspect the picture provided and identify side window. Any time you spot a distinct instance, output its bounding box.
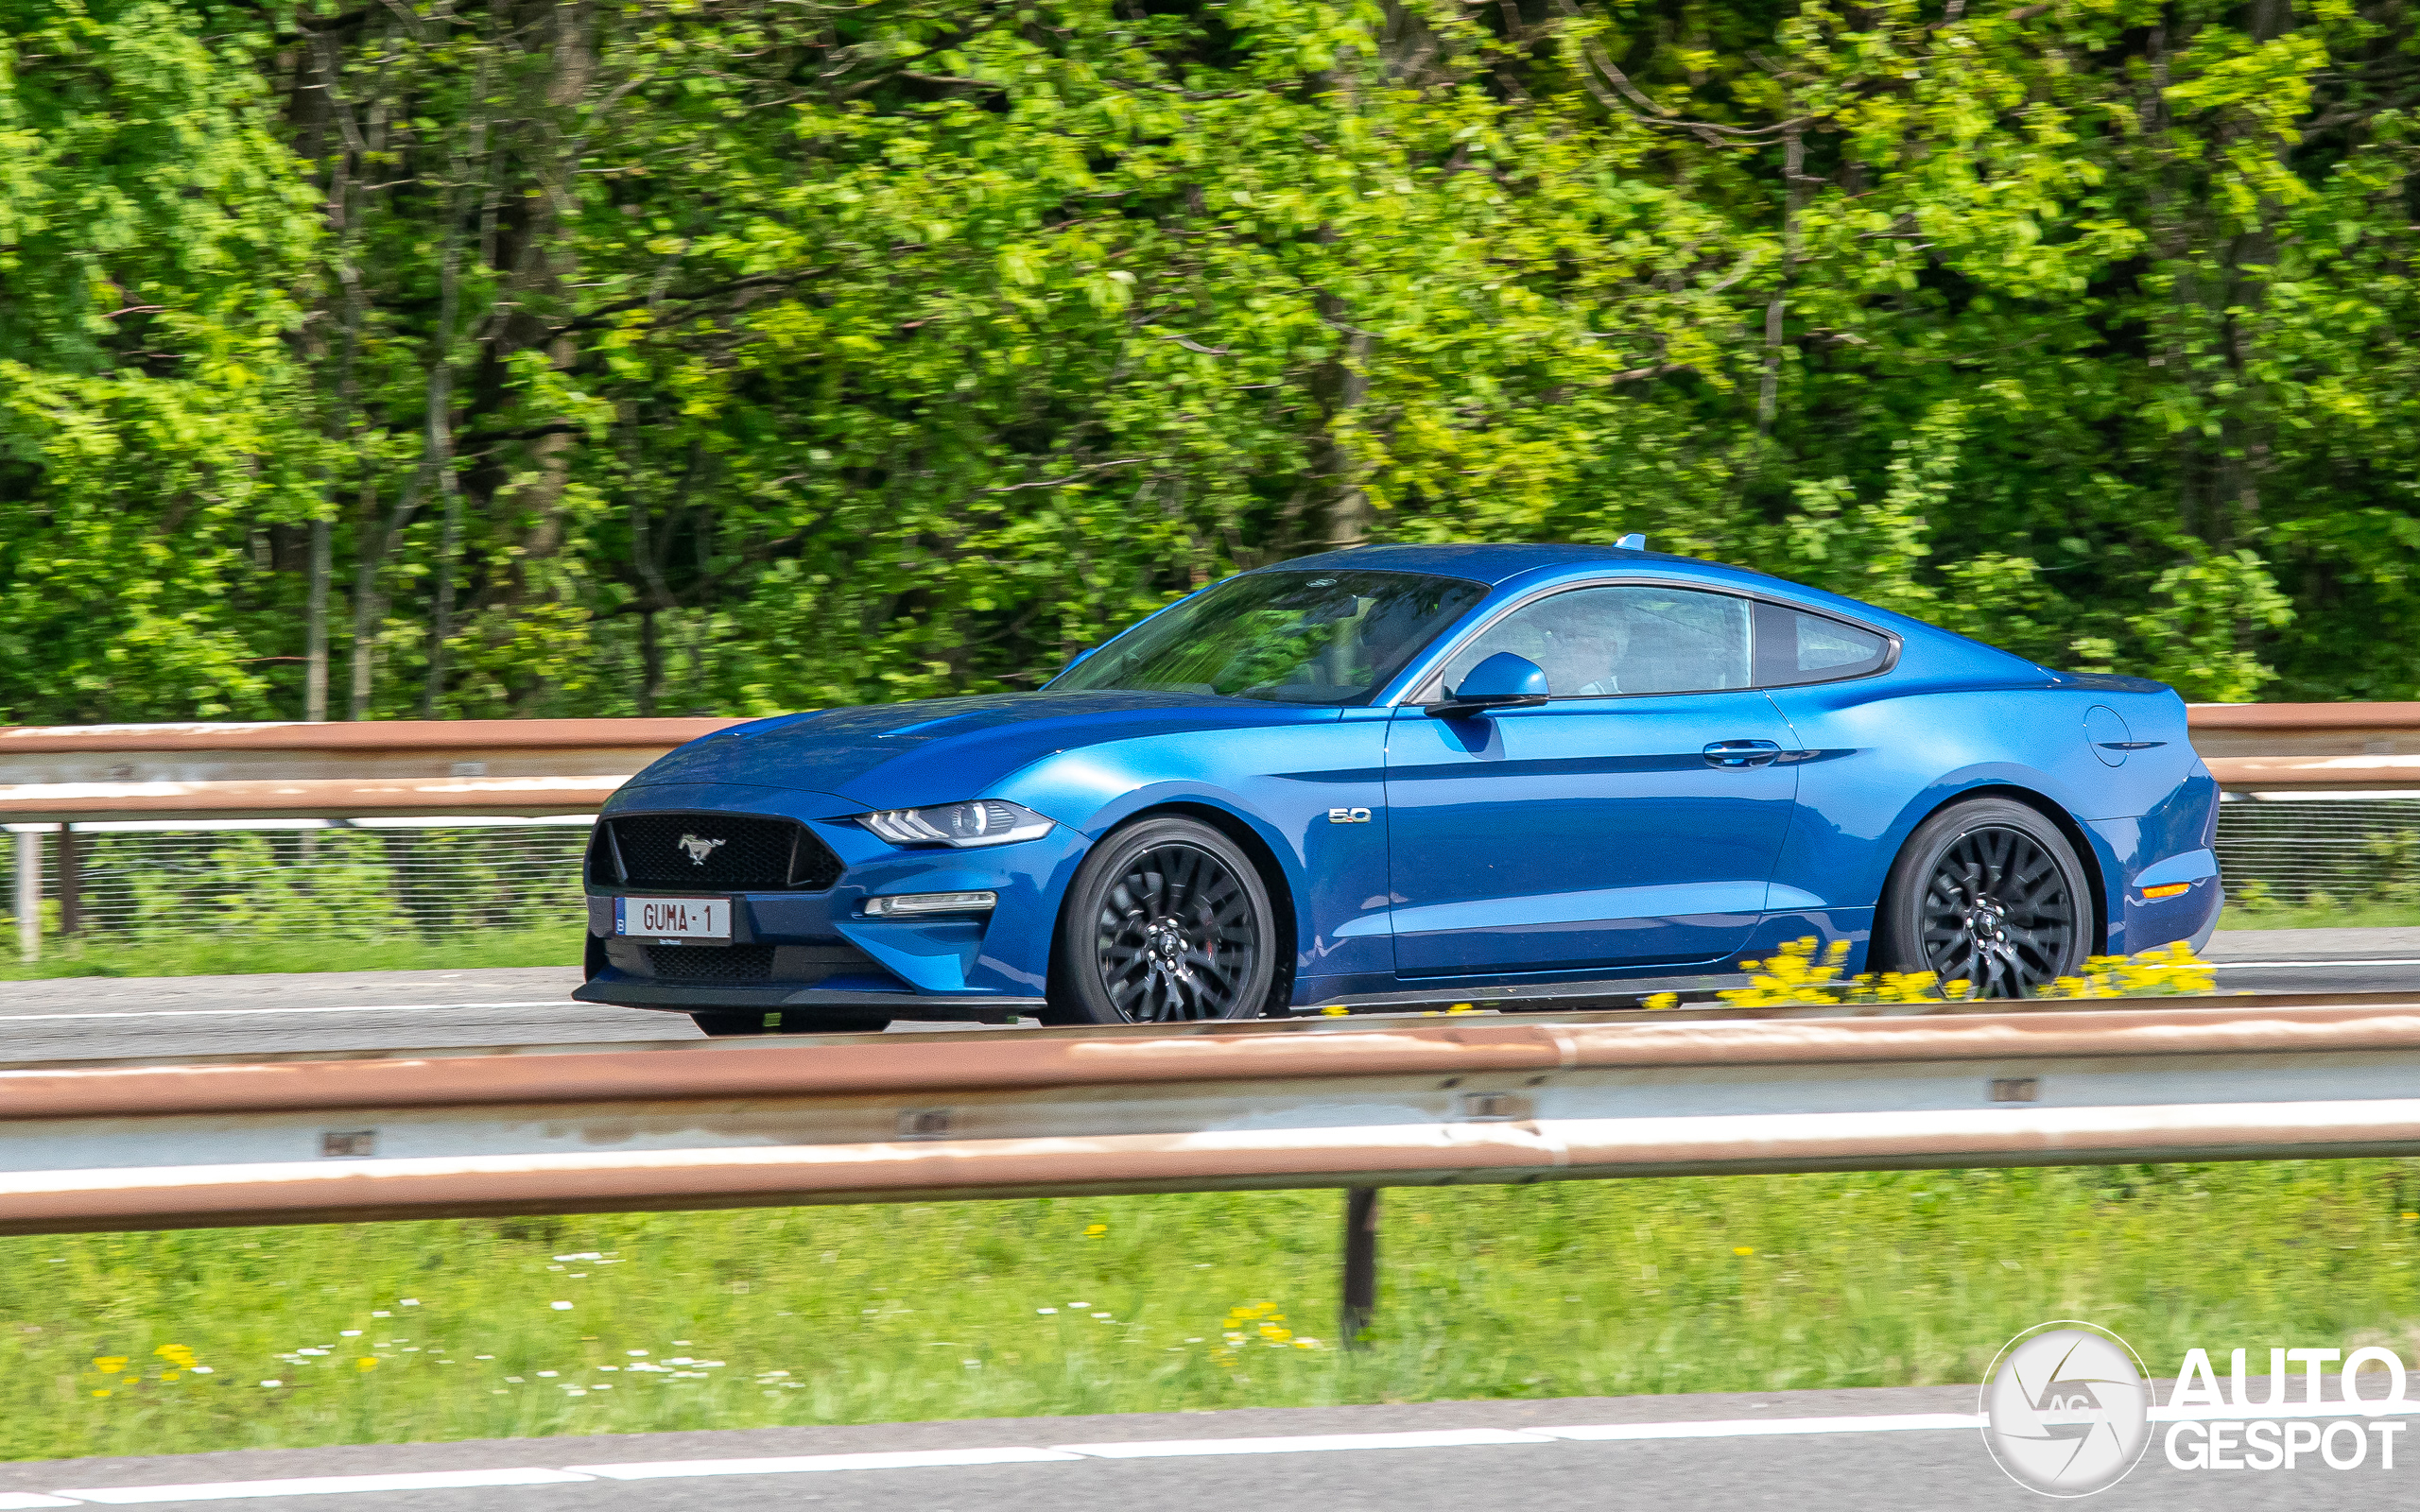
[1436,586,1752,698]
[1753,602,1893,686]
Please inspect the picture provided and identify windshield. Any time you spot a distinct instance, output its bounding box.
[1048,569,1489,706]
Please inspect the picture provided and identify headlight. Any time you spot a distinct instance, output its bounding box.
[856,799,1054,848]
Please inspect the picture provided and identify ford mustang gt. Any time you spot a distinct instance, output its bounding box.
[576,542,2222,1033]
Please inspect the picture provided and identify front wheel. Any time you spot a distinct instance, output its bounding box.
[1873,798,2092,998]
[1046,816,1278,1024]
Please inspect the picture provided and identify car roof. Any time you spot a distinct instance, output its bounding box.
[1254,543,2046,679]
[1260,541,1750,589]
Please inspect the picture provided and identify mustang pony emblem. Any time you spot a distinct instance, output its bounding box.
[677,833,727,866]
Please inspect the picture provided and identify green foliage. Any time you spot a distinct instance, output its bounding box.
[0,926,580,981]
[5,0,2418,719]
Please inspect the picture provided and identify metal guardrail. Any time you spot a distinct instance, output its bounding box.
[8,993,2420,1236]
[5,707,2418,958]
[0,718,743,821]
[2190,701,2420,792]
[0,705,2412,822]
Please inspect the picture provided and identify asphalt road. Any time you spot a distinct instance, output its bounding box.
[2,1383,2411,1510]
[1,928,2412,1066]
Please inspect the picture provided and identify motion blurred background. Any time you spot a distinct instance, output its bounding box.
[5,0,2414,733]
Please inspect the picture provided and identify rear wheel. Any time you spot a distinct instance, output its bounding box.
[688,1011,892,1037]
[1874,798,2092,998]
[1046,816,1278,1024]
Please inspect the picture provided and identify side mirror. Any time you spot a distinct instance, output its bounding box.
[1425,652,1550,718]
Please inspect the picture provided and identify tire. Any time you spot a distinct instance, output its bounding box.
[1873,798,2093,998]
[1046,816,1279,1024]
[688,1011,892,1037]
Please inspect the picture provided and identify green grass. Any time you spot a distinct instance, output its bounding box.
[0,927,583,982]
[0,900,2405,981]
[10,1162,2420,1462]
[2220,901,2420,931]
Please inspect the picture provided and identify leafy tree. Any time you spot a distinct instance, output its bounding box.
[3,0,2414,721]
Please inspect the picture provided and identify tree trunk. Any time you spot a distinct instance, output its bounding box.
[421,57,491,717]
[1757,127,1807,437]
[305,516,332,720]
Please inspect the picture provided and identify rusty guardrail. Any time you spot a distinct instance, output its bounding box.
[0,704,2413,825]
[0,718,745,821]
[9,993,2420,1236]
[2192,702,2420,792]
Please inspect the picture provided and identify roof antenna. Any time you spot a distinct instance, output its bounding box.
[1616,532,1647,551]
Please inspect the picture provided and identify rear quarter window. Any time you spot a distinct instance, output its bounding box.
[1753,602,1894,687]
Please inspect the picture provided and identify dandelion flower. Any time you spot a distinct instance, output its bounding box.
[93,1357,128,1374]
[356,1358,377,1371]
[1733,1246,1754,1257]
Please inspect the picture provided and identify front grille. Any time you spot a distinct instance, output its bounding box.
[596,813,843,891]
[646,944,777,983]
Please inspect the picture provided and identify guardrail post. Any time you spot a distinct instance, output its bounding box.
[13,826,40,962]
[56,824,81,937]
[1340,1185,1380,1348]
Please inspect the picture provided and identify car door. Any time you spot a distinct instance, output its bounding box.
[1383,583,1801,977]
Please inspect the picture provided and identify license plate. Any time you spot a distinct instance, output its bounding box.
[614,896,733,942]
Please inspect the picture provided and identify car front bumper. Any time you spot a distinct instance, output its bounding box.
[579,783,1087,1016]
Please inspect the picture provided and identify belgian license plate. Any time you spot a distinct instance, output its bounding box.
[615,896,733,942]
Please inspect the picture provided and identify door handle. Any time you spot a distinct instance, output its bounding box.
[1703,739,1782,768]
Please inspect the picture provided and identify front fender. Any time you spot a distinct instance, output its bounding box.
[992,715,1394,984]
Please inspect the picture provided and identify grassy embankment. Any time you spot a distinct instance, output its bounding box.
[9,1161,2420,1462]
[0,928,584,982]
[0,901,2407,985]
[2220,900,2420,931]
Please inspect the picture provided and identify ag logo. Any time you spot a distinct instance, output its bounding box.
[677,833,727,866]
[1981,1321,2152,1497]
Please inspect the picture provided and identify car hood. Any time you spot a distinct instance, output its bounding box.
[625,690,1344,809]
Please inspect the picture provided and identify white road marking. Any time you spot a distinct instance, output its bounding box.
[566,1447,1084,1479]
[52,1469,594,1503]
[2208,959,2420,970]
[1049,1428,1552,1457]
[1533,1413,1983,1440]
[36,1400,2420,1503]
[0,1002,585,1023]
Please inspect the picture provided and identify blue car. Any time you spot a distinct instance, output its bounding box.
[577,542,2222,1033]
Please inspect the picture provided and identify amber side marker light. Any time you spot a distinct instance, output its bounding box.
[2140,883,2193,901]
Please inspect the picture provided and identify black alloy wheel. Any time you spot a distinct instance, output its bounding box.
[1876,798,2091,999]
[1048,816,1278,1024]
